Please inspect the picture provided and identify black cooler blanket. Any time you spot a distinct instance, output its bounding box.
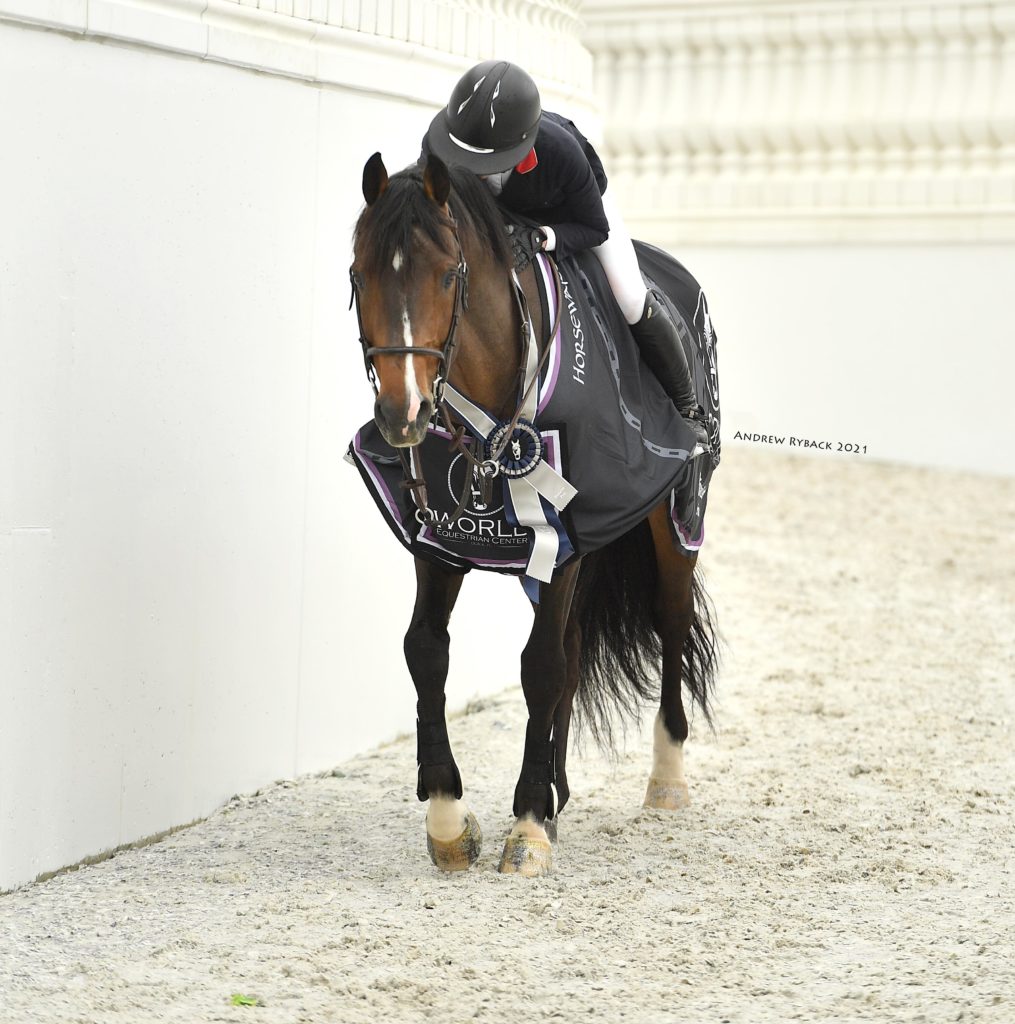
[347,241,720,596]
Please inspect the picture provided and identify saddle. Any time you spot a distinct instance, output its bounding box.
[347,240,721,595]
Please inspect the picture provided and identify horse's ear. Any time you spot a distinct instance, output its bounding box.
[423,153,451,207]
[363,152,388,206]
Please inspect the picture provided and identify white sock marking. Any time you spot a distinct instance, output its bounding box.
[651,711,686,782]
[427,795,469,841]
[509,816,551,842]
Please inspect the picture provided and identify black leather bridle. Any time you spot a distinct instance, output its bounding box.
[348,211,470,411]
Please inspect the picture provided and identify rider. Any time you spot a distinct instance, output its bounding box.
[422,59,705,437]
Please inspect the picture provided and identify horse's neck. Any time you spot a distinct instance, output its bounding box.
[450,254,529,419]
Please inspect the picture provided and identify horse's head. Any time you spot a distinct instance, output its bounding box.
[351,152,467,448]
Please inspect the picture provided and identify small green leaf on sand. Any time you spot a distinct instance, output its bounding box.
[230,993,262,1007]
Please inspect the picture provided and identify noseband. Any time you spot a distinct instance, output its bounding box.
[348,211,469,409]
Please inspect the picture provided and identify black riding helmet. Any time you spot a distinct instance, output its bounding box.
[425,60,541,175]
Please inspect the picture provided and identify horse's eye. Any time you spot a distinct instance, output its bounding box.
[443,269,457,290]
[352,271,365,289]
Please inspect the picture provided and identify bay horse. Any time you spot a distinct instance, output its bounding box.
[349,152,718,877]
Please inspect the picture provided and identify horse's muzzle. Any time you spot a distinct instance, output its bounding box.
[375,394,433,448]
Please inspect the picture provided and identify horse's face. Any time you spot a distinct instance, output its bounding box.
[352,153,459,449]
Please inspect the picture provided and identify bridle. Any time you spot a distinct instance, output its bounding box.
[349,208,562,526]
[349,210,469,412]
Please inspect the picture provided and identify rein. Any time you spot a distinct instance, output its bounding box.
[349,210,564,527]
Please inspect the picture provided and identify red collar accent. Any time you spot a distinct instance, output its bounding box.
[515,148,538,174]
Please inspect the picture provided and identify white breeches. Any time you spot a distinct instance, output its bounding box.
[592,189,649,325]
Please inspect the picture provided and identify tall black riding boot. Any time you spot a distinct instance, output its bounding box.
[630,290,707,446]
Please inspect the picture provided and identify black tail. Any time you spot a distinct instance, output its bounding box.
[570,520,719,750]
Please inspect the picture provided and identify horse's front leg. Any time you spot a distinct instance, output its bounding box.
[499,562,581,877]
[404,558,480,871]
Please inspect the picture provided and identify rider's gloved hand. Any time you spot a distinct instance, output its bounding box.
[507,225,546,271]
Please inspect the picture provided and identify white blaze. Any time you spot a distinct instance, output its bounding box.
[402,303,422,434]
[392,248,402,272]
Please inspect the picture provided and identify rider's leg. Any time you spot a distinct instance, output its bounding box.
[592,191,702,426]
[591,189,650,324]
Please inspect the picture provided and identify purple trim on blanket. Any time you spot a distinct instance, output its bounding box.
[541,432,559,473]
[673,521,705,551]
[352,429,410,543]
[670,491,705,551]
[415,527,529,570]
[536,254,561,416]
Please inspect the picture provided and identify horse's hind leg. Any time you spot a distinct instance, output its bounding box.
[499,562,581,877]
[644,502,696,810]
[404,558,481,871]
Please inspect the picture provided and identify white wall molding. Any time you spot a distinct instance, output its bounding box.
[0,2,597,892]
[582,0,1015,244]
[0,0,594,109]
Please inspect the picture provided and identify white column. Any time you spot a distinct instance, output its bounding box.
[582,0,1015,243]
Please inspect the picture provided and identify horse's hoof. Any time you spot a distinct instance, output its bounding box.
[643,776,690,811]
[427,811,482,872]
[498,834,553,877]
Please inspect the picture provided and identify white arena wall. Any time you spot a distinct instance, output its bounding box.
[0,0,595,891]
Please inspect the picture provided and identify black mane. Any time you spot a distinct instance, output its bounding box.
[354,163,512,276]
